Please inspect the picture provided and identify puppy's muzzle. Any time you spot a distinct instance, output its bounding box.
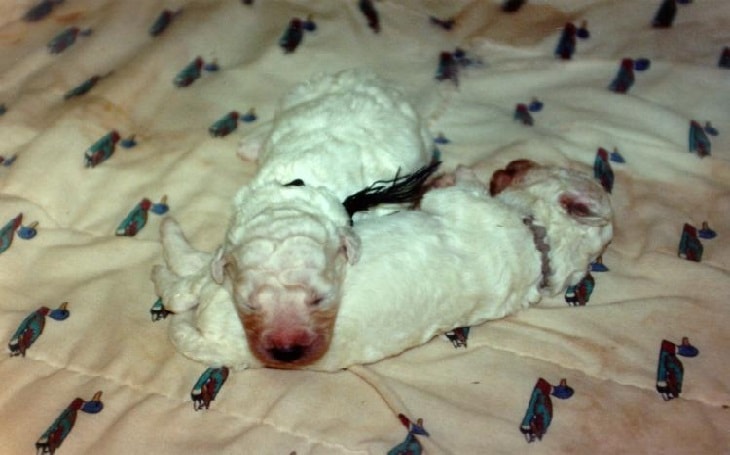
[240,307,337,369]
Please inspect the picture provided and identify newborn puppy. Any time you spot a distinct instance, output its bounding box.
[156,160,613,371]
[153,69,434,368]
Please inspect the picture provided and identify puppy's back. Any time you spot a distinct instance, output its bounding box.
[253,69,433,200]
[321,186,542,368]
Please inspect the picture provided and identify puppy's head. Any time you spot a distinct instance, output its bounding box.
[213,184,360,368]
[492,160,614,295]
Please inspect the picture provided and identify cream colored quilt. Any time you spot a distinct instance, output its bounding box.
[1,0,729,453]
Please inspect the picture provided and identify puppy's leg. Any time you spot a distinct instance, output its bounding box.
[168,282,254,369]
[160,217,211,276]
[151,264,204,312]
[155,218,215,312]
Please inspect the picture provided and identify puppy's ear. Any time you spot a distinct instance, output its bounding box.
[559,191,611,227]
[489,160,536,195]
[338,227,361,265]
[211,247,238,284]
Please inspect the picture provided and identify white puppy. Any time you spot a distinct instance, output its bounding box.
[152,69,435,368]
[155,160,613,371]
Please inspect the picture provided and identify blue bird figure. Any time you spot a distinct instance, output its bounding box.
[609,59,635,94]
[241,108,257,123]
[84,130,120,168]
[115,198,152,237]
[359,0,380,33]
[555,22,576,59]
[120,135,137,149]
[718,47,730,69]
[302,15,317,32]
[514,103,533,126]
[63,75,100,100]
[520,378,573,443]
[528,98,543,112]
[689,120,711,157]
[590,255,609,272]
[634,58,651,71]
[192,367,230,410]
[609,148,625,163]
[8,302,68,357]
[565,273,595,306]
[36,391,103,455]
[174,57,204,87]
[656,339,698,400]
[594,147,614,193]
[0,213,22,254]
[678,223,703,261]
[388,433,422,455]
[698,221,716,240]
[115,196,168,236]
[149,9,179,37]
[433,133,450,145]
[209,111,240,137]
[279,19,304,53]
[150,298,172,322]
[24,0,62,22]
[576,21,590,39]
[0,154,17,167]
[47,27,80,54]
[652,0,677,28]
[435,51,458,85]
[18,220,38,239]
[445,326,470,348]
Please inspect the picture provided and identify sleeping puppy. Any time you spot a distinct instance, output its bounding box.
[155,160,613,371]
[152,69,435,368]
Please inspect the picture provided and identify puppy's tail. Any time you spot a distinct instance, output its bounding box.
[342,160,441,220]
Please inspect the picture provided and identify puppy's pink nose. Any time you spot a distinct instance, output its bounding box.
[268,344,307,363]
[264,330,314,364]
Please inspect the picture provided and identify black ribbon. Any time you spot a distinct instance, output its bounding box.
[342,160,441,221]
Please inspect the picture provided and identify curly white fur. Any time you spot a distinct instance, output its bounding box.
[153,69,433,368]
[154,162,613,371]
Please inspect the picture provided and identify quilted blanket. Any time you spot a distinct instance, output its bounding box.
[1,0,729,453]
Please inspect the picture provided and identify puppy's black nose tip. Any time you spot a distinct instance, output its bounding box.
[269,345,306,363]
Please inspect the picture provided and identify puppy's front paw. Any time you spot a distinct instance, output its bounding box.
[160,217,212,276]
[151,264,201,312]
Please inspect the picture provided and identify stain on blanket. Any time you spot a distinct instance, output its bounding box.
[453,3,582,46]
